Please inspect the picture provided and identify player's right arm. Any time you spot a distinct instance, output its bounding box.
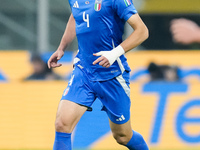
[48,14,76,68]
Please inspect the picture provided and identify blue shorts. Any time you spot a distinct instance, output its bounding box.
[61,65,131,124]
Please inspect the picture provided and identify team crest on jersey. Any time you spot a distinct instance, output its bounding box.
[94,0,102,11]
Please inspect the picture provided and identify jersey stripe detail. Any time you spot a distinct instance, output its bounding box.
[112,39,115,48]
[116,75,130,97]
[117,58,125,73]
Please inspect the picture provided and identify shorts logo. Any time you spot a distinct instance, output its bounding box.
[63,87,69,96]
[124,0,131,6]
[116,115,125,121]
[94,0,102,11]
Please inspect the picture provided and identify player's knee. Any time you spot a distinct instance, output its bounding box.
[113,133,131,145]
[55,118,73,133]
[55,119,64,132]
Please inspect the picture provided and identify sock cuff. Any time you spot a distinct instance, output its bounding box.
[54,132,72,150]
[126,130,149,150]
[55,131,71,138]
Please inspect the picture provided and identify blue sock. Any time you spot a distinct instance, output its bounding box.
[53,132,72,150]
[126,130,149,150]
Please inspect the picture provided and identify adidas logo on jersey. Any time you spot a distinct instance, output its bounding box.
[116,115,125,122]
[73,1,79,8]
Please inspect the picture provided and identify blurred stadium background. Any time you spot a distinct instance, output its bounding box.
[0,0,200,150]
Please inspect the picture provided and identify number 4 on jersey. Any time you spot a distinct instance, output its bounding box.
[83,12,90,28]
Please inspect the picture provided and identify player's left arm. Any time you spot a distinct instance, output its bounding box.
[121,13,149,52]
[93,13,148,68]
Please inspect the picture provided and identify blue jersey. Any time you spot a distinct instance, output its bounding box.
[69,0,137,81]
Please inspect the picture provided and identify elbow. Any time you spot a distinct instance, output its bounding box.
[143,25,149,41]
[137,24,149,44]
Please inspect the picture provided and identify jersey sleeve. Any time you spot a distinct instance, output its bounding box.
[113,0,138,21]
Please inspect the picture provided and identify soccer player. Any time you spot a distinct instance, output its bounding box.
[48,0,149,149]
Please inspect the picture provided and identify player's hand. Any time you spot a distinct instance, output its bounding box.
[93,51,115,68]
[93,45,125,68]
[48,49,64,68]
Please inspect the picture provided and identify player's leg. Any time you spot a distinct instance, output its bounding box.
[109,120,149,150]
[96,70,149,150]
[55,100,87,133]
[109,119,133,145]
[53,100,87,150]
[54,100,87,150]
[53,65,96,150]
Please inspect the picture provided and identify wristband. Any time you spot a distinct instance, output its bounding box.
[111,45,125,58]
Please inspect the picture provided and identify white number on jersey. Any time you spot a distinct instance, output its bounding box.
[83,12,90,28]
